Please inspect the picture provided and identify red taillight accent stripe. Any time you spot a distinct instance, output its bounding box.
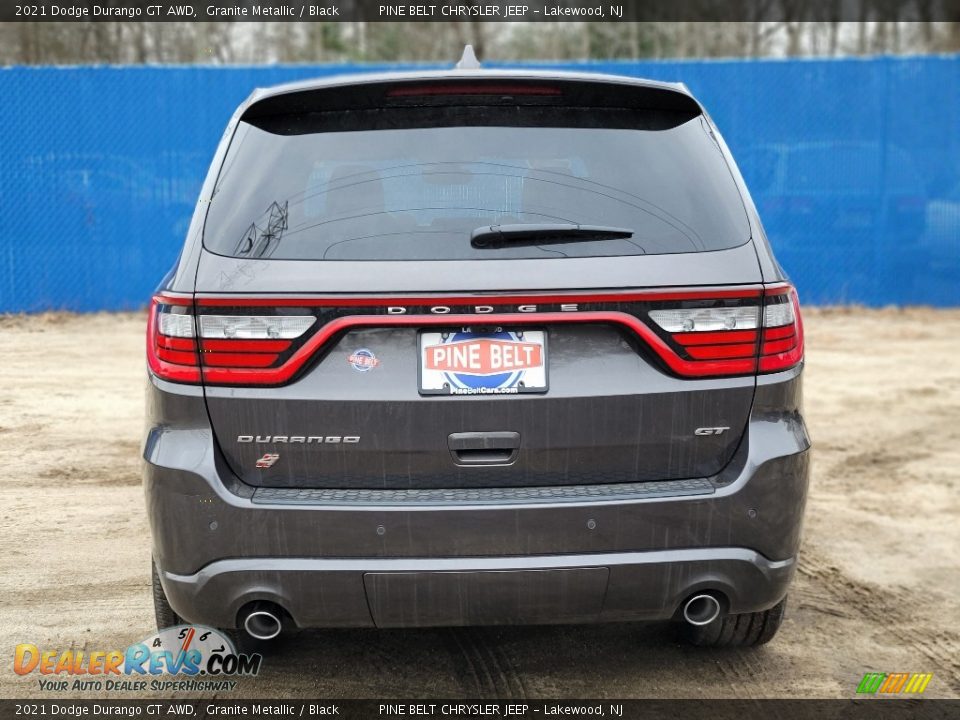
[759,349,803,372]
[195,286,763,307]
[762,325,795,341]
[181,285,798,386]
[201,339,292,353]
[203,353,279,368]
[685,343,757,360]
[673,330,758,346]
[760,337,798,355]
[157,336,197,352]
[199,311,756,385]
[156,347,199,366]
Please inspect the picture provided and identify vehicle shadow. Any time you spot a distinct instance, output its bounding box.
[240,621,768,698]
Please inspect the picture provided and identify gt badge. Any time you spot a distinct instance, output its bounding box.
[694,427,730,436]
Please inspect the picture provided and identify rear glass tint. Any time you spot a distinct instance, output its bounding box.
[204,100,750,261]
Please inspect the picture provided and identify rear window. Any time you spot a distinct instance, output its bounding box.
[204,88,750,261]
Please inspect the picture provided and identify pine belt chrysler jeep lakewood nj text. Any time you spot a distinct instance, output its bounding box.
[144,53,810,648]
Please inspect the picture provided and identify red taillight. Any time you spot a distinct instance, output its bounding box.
[195,314,316,382]
[647,283,803,377]
[648,304,760,376]
[147,296,316,384]
[200,339,292,353]
[153,286,800,387]
[203,352,280,368]
[759,286,804,373]
[146,295,200,384]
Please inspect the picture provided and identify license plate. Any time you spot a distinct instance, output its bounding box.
[419,329,548,396]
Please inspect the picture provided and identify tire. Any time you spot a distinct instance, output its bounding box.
[151,559,182,631]
[681,597,787,648]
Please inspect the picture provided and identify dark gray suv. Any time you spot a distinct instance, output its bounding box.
[145,62,809,649]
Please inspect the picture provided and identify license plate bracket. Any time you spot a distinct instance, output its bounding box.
[418,328,548,396]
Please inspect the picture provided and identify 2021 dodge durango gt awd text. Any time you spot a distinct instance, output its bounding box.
[144,65,809,649]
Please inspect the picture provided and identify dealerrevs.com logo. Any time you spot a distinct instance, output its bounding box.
[14,626,261,693]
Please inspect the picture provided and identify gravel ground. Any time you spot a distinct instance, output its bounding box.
[0,308,958,699]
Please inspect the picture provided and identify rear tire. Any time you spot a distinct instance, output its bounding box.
[681,596,787,648]
[151,559,182,631]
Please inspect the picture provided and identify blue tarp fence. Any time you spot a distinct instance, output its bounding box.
[1,56,957,312]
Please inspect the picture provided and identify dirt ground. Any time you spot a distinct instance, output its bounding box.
[0,308,958,699]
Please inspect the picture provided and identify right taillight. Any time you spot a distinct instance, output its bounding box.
[645,284,803,377]
[646,299,760,377]
[759,285,804,373]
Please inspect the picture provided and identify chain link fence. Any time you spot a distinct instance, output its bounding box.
[1,56,957,312]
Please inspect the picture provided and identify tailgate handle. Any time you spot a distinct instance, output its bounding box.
[448,432,520,466]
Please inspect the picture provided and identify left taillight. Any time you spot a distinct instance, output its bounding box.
[197,314,316,373]
[148,296,320,385]
[147,295,201,384]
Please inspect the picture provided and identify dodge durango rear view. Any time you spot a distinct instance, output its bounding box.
[144,59,810,649]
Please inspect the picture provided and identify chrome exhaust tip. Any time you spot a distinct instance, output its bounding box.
[243,607,283,640]
[682,594,722,626]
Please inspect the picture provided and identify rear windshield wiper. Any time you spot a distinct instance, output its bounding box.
[470,223,634,249]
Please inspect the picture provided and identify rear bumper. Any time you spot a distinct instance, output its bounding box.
[144,368,810,629]
[159,549,796,629]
